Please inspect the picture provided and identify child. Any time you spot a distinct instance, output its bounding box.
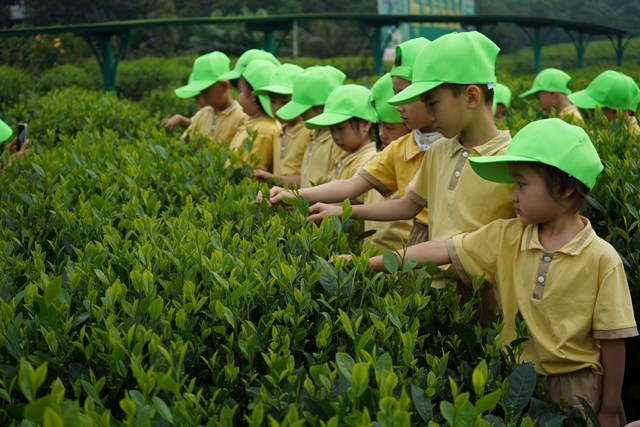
[307,32,515,298]
[362,118,638,426]
[227,59,281,171]
[519,68,584,124]
[493,82,511,122]
[161,51,248,144]
[258,38,437,249]
[251,63,310,185]
[304,84,378,190]
[569,70,640,136]
[276,65,347,187]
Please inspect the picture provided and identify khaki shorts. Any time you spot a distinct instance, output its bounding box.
[544,369,626,426]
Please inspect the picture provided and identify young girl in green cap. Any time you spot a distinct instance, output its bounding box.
[227,59,281,171]
[341,118,637,426]
[519,68,584,124]
[304,84,378,195]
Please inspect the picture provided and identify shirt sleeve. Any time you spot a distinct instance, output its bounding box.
[447,221,505,286]
[360,145,398,197]
[592,259,639,339]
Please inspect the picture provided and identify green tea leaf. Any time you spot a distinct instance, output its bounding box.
[382,251,399,273]
[505,363,536,413]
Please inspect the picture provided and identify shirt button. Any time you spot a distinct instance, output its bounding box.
[462,151,469,158]
[537,276,545,284]
[454,171,461,177]
[543,256,551,263]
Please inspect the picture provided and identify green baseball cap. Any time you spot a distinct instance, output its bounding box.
[389,37,431,81]
[371,73,402,123]
[469,118,603,190]
[519,68,572,98]
[493,82,512,114]
[242,59,279,118]
[305,84,378,129]
[569,70,640,111]
[276,66,346,121]
[252,63,304,96]
[175,51,231,99]
[388,31,499,106]
[0,119,12,142]
[219,49,280,81]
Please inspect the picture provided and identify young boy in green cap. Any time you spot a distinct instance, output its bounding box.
[275,65,347,187]
[162,51,248,144]
[227,59,281,171]
[519,68,584,124]
[258,38,437,249]
[569,70,640,136]
[251,63,310,185]
[310,32,516,321]
[350,118,637,427]
[493,82,511,122]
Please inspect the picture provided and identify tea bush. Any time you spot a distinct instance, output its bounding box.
[0,65,639,425]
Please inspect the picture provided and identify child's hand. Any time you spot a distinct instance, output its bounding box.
[255,186,294,207]
[160,115,188,132]
[253,169,273,182]
[307,202,342,223]
[5,137,29,157]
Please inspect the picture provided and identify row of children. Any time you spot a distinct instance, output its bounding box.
[494,67,640,134]
[162,31,638,426]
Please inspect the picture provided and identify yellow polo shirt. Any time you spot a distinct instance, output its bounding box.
[180,106,214,143]
[212,101,248,143]
[625,114,640,136]
[332,142,377,205]
[406,131,515,286]
[364,189,413,251]
[273,120,311,176]
[180,102,248,144]
[358,132,429,226]
[559,104,584,124]
[300,128,346,188]
[229,116,281,171]
[447,218,638,376]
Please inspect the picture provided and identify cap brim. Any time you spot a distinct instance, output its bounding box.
[258,94,274,118]
[276,100,311,121]
[0,120,12,142]
[568,90,598,109]
[218,70,240,81]
[469,155,541,185]
[175,80,215,98]
[304,112,351,129]
[518,88,538,98]
[387,81,441,106]
[253,84,292,96]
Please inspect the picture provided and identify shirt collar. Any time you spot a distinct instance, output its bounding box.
[403,132,423,161]
[448,130,511,157]
[217,100,241,116]
[341,142,377,165]
[521,217,595,255]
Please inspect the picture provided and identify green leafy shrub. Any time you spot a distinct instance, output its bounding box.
[5,87,154,147]
[0,65,36,110]
[36,64,101,94]
[138,86,200,121]
[116,57,193,101]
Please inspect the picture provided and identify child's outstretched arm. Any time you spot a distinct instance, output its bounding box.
[307,195,422,223]
[598,339,625,427]
[368,240,451,271]
[255,175,373,207]
[161,114,191,132]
